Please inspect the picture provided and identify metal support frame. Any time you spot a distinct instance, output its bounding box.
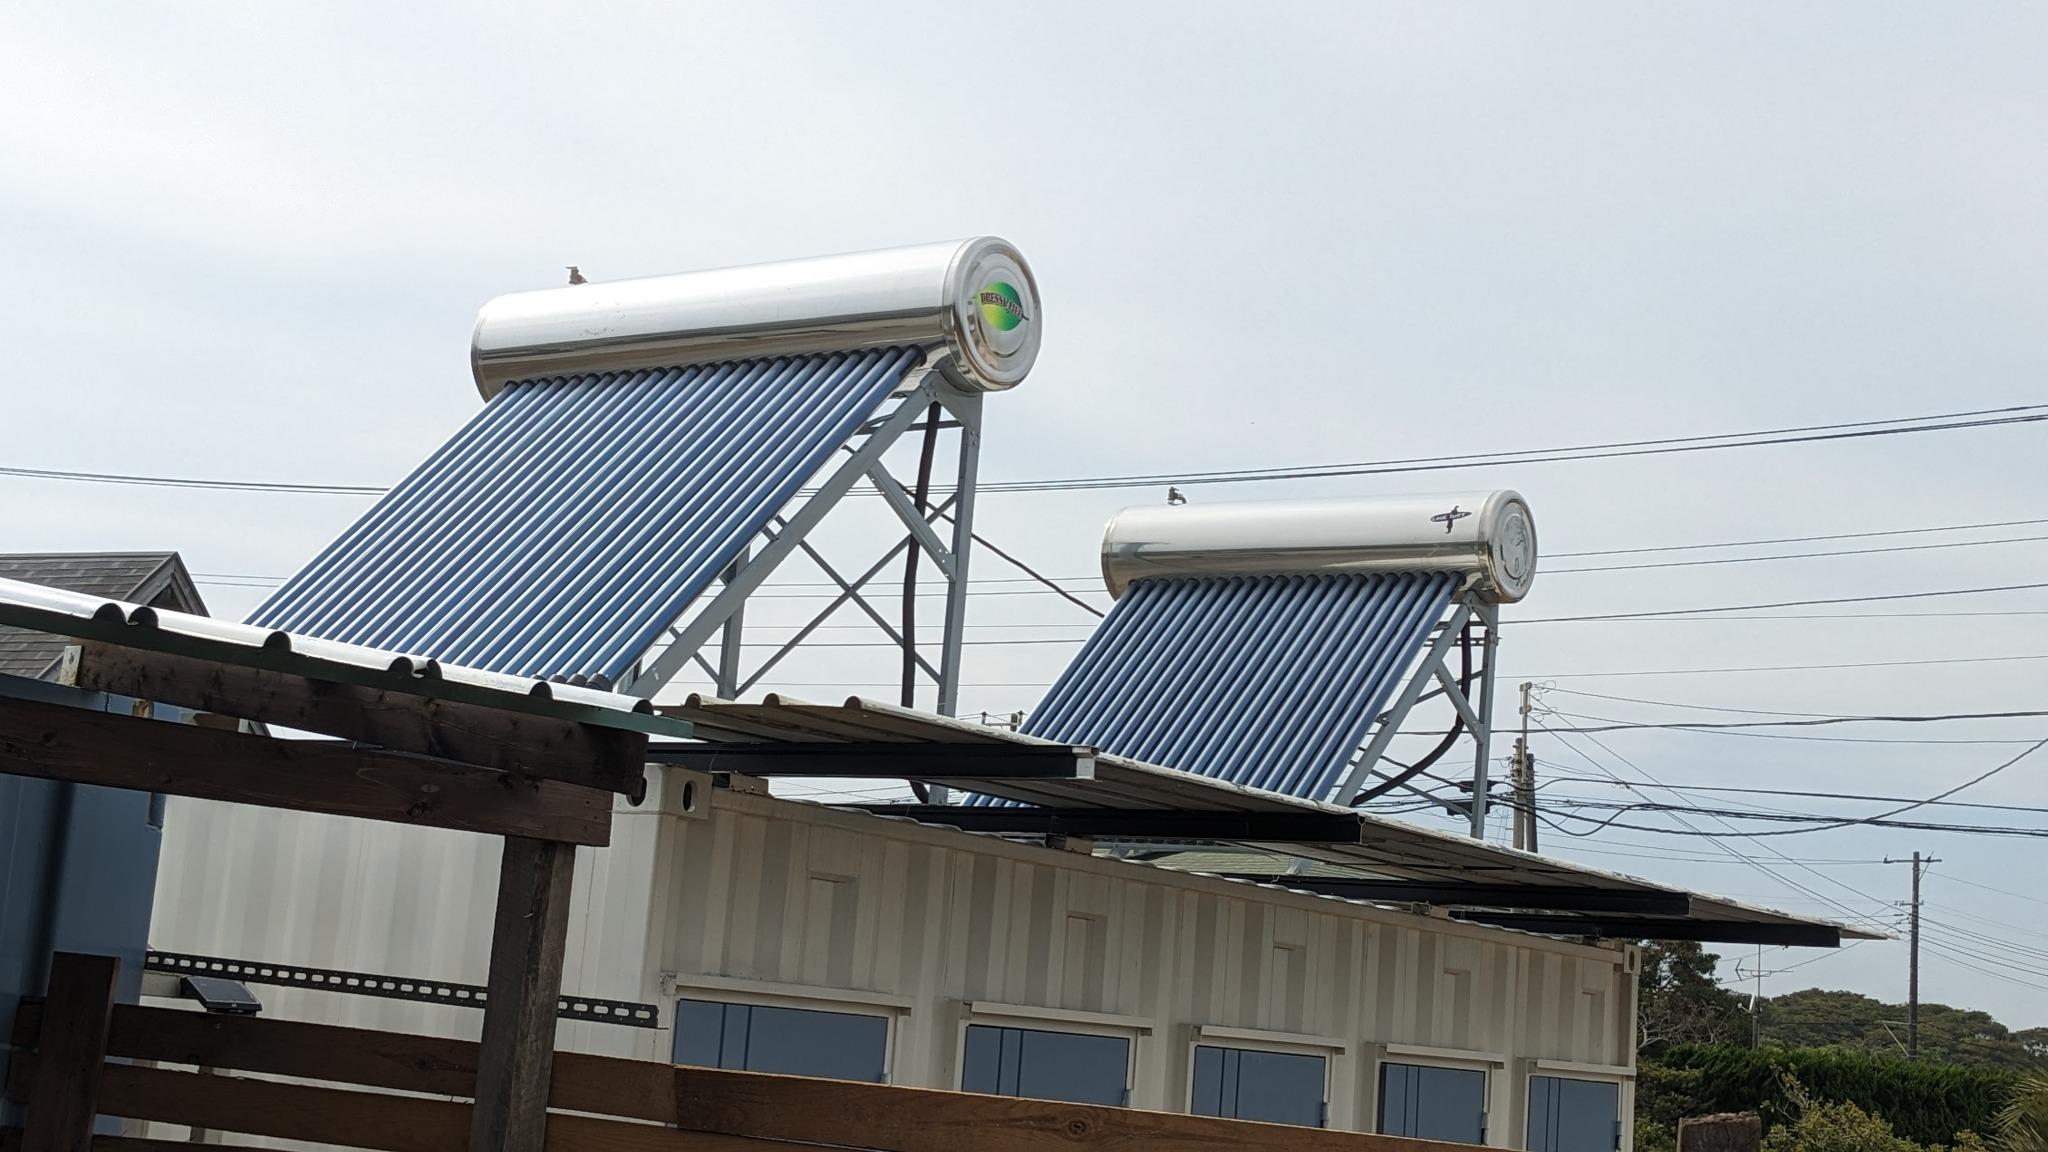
[617,358,986,723]
[646,741,1094,780]
[143,951,659,1028]
[1329,597,1501,840]
[852,804,1369,843]
[1208,876,1691,915]
[1448,911,1842,948]
[714,548,748,698]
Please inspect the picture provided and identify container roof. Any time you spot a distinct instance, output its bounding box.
[660,693,1880,948]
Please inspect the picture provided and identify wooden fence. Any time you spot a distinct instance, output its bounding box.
[4,953,1481,1152]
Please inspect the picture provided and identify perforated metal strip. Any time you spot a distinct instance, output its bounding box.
[144,950,659,1029]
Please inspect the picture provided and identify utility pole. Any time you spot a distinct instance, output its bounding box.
[1884,852,1940,1060]
[1511,682,1536,852]
[1753,944,1763,1049]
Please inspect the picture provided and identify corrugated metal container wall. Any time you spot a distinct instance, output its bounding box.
[152,774,1635,1145]
[147,792,671,1060]
[250,347,923,684]
[1013,572,1459,801]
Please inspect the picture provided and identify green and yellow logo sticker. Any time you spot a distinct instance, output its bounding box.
[977,281,1028,331]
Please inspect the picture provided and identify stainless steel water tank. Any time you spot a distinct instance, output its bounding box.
[470,237,1041,398]
[1100,491,1538,603]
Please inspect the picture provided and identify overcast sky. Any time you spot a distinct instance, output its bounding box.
[4,2,2046,1025]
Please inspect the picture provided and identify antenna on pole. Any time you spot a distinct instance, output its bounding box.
[1512,681,1536,851]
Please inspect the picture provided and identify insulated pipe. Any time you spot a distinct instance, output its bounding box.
[1100,491,1539,604]
[471,237,1041,398]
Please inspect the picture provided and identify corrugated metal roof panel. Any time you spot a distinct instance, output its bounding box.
[1014,572,1457,802]
[653,694,1877,942]
[0,575,689,737]
[252,347,924,684]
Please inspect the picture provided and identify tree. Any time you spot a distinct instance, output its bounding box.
[1764,990,2048,1072]
[1639,940,1750,1056]
[1993,1073,2048,1152]
[1762,1075,1988,1152]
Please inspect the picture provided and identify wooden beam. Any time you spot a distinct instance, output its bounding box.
[74,643,647,796]
[20,953,117,1152]
[0,695,610,846]
[667,1067,1470,1152]
[1,1129,256,1152]
[5,1003,1493,1152]
[7,1063,781,1152]
[469,838,576,1152]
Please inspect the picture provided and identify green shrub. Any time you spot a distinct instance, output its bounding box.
[1649,1046,2013,1146]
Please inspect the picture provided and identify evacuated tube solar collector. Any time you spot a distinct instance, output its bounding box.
[1014,491,1536,818]
[258,237,1040,695]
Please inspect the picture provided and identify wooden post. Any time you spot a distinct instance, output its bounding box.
[1679,1112,1762,1151]
[468,837,576,1152]
[22,953,118,1152]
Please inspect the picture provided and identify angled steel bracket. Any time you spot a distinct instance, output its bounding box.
[617,355,987,721]
[1329,597,1500,839]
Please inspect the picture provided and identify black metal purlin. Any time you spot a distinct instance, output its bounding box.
[849,804,1365,843]
[143,951,659,1029]
[1211,875,1691,916]
[1444,913,1841,949]
[648,741,1094,779]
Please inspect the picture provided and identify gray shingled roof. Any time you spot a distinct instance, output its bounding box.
[0,553,208,679]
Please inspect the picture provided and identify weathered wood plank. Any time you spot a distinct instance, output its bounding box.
[9,1002,669,1117]
[20,953,118,1152]
[17,1061,780,1152]
[0,694,611,846]
[1,1128,263,1152]
[75,643,646,795]
[668,1067,1472,1152]
[471,837,577,1152]
[92,1062,465,1152]
[15,1002,1484,1152]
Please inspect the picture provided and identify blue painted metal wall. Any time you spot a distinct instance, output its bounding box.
[0,677,164,1129]
[1015,572,1457,802]
[254,347,924,685]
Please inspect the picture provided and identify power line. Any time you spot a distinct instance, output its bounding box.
[971,404,2048,493]
[185,519,2048,594]
[1529,720,1891,930]
[1543,799,2048,839]
[1934,873,2048,909]
[1540,707,2048,735]
[1537,778,2048,817]
[1532,704,2048,839]
[1548,516,2048,558]
[1517,581,2048,624]
[1537,709,2039,743]
[9,403,2047,498]
[1547,532,2048,574]
[1521,653,2048,678]
[1532,729,2048,839]
[1917,938,2048,995]
[1541,688,1873,718]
